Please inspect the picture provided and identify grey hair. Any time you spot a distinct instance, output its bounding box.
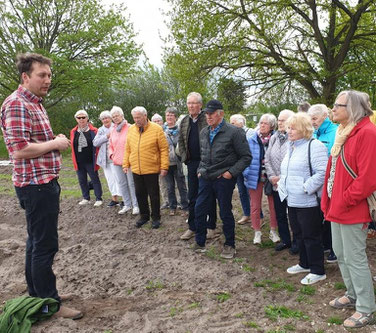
[187,92,203,104]
[151,113,163,122]
[165,106,179,118]
[99,110,111,120]
[337,90,373,124]
[259,113,277,130]
[279,109,295,119]
[110,106,124,117]
[297,101,311,112]
[74,109,88,118]
[131,106,147,116]
[307,104,328,118]
[229,114,246,126]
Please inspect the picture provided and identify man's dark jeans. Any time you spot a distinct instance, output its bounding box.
[187,160,216,231]
[195,176,236,247]
[15,178,61,302]
[133,173,160,221]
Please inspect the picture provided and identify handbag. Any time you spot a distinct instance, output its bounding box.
[340,146,376,222]
[264,179,273,196]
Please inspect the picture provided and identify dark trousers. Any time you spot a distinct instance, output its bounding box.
[15,179,61,302]
[236,173,250,216]
[288,206,325,275]
[165,165,188,210]
[187,160,217,231]
[76,162,102,201]
[195,177,236,247]
[133,173,160,221]
[322,220,333,251]
[272,190,296,247]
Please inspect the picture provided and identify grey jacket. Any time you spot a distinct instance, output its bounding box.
[198,121,252,180]
[93,124,113,168]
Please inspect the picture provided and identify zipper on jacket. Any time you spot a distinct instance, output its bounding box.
[138,130,142,174]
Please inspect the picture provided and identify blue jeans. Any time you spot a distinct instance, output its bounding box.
[195,176,236,247]
[15,179,61,302]
[165,164,188,210]
[236,173,250,216]
[187,160,216,231]
[76,162,103,201]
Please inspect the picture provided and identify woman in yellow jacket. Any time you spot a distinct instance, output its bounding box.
[123,106,169,229]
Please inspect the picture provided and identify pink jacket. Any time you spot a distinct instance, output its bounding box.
[108,120,130,166]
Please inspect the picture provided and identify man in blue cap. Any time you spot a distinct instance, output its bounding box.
[193,99,252,258]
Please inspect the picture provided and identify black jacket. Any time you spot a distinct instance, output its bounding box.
[198,121,252,180]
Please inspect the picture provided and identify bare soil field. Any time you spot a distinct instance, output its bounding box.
[1,164,376,332]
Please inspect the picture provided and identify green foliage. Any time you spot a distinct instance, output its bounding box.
[299,286,316,296]
[264,305,309,321]
[216,292,231,303]
[243,321,258,328]
[254,279,296,292]
[145,280,165,291]
[327,316,343,325]
[187,302,200,310]
[334,282,346,290]
[217,77,247,114]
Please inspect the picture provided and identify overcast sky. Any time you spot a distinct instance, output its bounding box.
[103,0,171,67]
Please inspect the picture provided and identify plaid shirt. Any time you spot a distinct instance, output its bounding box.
[0,85,61,187]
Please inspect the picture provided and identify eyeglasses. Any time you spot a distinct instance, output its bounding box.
[76,116,87,119]
[333,103,347,109]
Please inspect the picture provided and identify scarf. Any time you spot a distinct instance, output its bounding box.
[116,120,127,133]
[277,131,287,145]
[330,122,355,157]
[77,125,89,152]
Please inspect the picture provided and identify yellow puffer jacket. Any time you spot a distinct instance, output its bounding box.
[123,121,169,175]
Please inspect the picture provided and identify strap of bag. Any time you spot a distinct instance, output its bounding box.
[340,146,357,179]
[308,138,321,206]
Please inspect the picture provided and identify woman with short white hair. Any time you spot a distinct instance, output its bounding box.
[93,110,120,207]
[108,106,139,215]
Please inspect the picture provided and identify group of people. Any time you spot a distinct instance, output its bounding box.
[2,52,376,329]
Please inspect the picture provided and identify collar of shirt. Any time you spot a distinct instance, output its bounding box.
[18,85,43,104]
[209,119,224,144]
[189,110,202,123]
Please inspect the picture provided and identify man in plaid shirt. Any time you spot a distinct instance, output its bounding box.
[0,53,82,319]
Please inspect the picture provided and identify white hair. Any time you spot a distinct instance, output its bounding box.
[307,104,328,118]
[279,109,295,119]
[131,106,147,116]
[99,110,111,120]
[151,113,163,122]
[187,92,203,104]
[110,106,124,117]
[259,113,277,130]
[74,109,88,118]
[229,114,246,126]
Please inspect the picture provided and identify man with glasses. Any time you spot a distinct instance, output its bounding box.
[178,92,218,240]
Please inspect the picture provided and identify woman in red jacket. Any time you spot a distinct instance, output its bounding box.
[321,90,376,328]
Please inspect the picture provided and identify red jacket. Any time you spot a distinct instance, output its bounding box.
[321,117,376,224]
[70,123,100,171]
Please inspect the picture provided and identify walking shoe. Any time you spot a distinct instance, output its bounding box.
[269,230,280,243]
[78,199,90,205]
[151,220,161,229]
[107,200,119,207]
[132,207,140,215]
[93,200,103,207]
[275,242,290,252]
[181,210,189,218]
[237,216,250,225]
[367,229,376,239]
[136,219,148,228]
[169,209,176,216]
[289,246,299,255]
[161,203,169,210]
[55,306,83,320]
[326,253,338,263]
[207,228,220,239]
[180,229,195,240]
[193,243,206,253]
[300,273,326,285]
[119,201,124,207]
[118,206,131,215]
[220,245,236,259]
[287,264,310,275]
[253,231,262,244]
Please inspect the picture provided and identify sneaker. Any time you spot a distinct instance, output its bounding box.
[220,245,236,259]
[93,200,103,207]
[207,228,220,239]
[327,253,338,264]
[118,206,131,215]
[136,219,148,228]
[287,264,310,275]
[169,209,176,216]
[253,231,262,244]
[107,200,119,207]
[237,216,250,225]
[269,230,280,243]
[78,199,90,205]
[151,220,161,229]
[180,229,195,240]
[300,273,326,285]
[275,242,290,252]
[161,203,169,210]
[132,207,140,215]
[193,243,206,253]
[55,305,83,320]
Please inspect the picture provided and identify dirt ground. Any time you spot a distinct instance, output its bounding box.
[1,165,376,332]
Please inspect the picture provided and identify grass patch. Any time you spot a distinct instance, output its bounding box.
[232,258,244,263]
[259,239,275,249]
[334,282,346,290]
[243,321,258,328]
[265,305,309,321]
[327,316,343,325]
[216,292,231,303]
[254,279,296,292]
[145,280,165,291]
[242,263,255,272]
[299,286,316,295]
[187,302,200,309]
[234,312,244,318]
[169,306,183,317]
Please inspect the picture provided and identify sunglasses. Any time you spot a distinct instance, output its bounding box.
[76,116,87,119]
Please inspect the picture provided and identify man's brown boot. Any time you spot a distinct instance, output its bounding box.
[55,305,83,320]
